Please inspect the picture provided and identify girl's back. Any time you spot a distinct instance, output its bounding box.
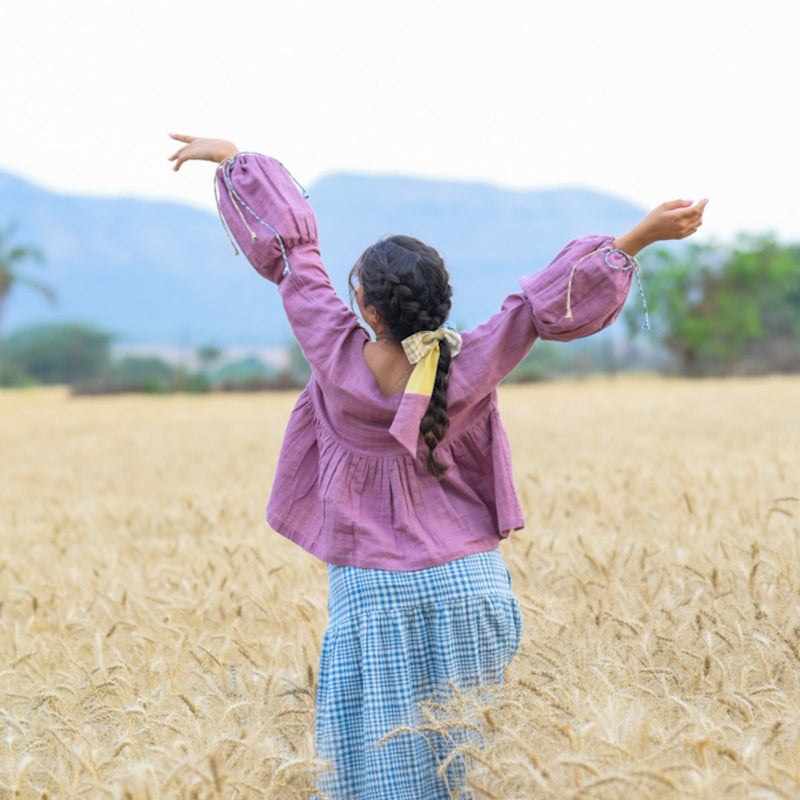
[169,134,707,800]
[362,340,413,398]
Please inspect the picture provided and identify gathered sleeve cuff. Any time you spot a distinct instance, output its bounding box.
[522,234,637,341]
[214,153,318,282]
[215,153,366,385]
[455,235,640,397]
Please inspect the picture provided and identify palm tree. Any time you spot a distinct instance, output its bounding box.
[0,223,56,386]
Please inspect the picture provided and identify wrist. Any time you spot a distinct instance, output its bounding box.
[219,142,239,162]
[615,216,663,256]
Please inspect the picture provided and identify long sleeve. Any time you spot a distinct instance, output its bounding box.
[523,235,635,340]
[215,153,366,385]
[215,153,317,282]
[455,235,635,396]
[226,163,635,568]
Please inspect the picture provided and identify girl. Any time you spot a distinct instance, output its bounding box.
[169,134,707,798]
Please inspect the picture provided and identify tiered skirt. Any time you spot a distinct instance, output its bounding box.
[314,548,521,799]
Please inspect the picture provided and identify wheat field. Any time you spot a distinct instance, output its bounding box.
[1,376,799,799]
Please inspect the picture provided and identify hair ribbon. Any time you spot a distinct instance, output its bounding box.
[400,326,463,399]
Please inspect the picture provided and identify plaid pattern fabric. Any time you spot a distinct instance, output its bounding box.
[313,549,521,799]
[401,327,463,364]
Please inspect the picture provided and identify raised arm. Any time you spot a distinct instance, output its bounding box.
[458,198,709,393]
[168,134,365,384]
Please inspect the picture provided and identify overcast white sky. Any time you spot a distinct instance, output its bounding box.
[2,0,798,241]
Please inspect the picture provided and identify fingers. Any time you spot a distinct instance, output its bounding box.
[657,197,709,239]
[168,148,187,171]
[168,134,199,171]
[170,147,196,171]
[675,197,708,226]
[689,198,709,228]
[168,134,194,171]
[642,196,709,244]
[682,199,709,238]
[663,199,693,211]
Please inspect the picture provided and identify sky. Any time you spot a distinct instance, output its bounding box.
[2,0,798,242]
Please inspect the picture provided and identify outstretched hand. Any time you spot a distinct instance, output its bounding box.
[168,133,239,171]
[614,198,709,257]
[639,198,709,242]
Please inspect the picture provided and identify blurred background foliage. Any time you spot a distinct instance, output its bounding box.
[1,230,798,392]
[512,234,800,382]
[626,235,800,376]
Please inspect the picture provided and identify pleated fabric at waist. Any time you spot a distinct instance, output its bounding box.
[326,548,514,623]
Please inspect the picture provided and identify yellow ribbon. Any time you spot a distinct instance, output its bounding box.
[401,327,462,397]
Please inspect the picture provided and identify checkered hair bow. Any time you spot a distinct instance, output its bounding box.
[400,325,463,398]
[389,324,463,454]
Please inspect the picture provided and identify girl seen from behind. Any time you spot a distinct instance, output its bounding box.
[169,133,706,798]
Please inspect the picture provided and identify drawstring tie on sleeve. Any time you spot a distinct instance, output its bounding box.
[565,247,651,331]
[214,153,310,277]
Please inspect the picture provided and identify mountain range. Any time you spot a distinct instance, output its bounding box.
[0,168,645,348]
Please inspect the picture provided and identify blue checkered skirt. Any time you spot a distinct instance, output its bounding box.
[313,548,521,799]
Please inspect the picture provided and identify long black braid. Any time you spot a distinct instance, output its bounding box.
[349,235,454,478]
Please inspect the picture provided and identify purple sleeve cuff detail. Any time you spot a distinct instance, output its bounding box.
[521,235,636,341]
[215,153,318,284]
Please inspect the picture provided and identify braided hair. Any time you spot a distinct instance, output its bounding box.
[349,235,453,478]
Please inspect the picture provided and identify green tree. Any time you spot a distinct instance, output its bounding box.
[630,237,800,375]
[730,236,800,372]
[196,344,222,372]
[112,355,177,383]
[0,224,56,385]
[4,322,113,385]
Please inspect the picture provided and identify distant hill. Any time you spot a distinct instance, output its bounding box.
[0,168,645,347]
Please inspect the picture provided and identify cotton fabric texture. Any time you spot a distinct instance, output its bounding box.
[214,153,637,798]
[315,549,520,799]
[214,154,635,572]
